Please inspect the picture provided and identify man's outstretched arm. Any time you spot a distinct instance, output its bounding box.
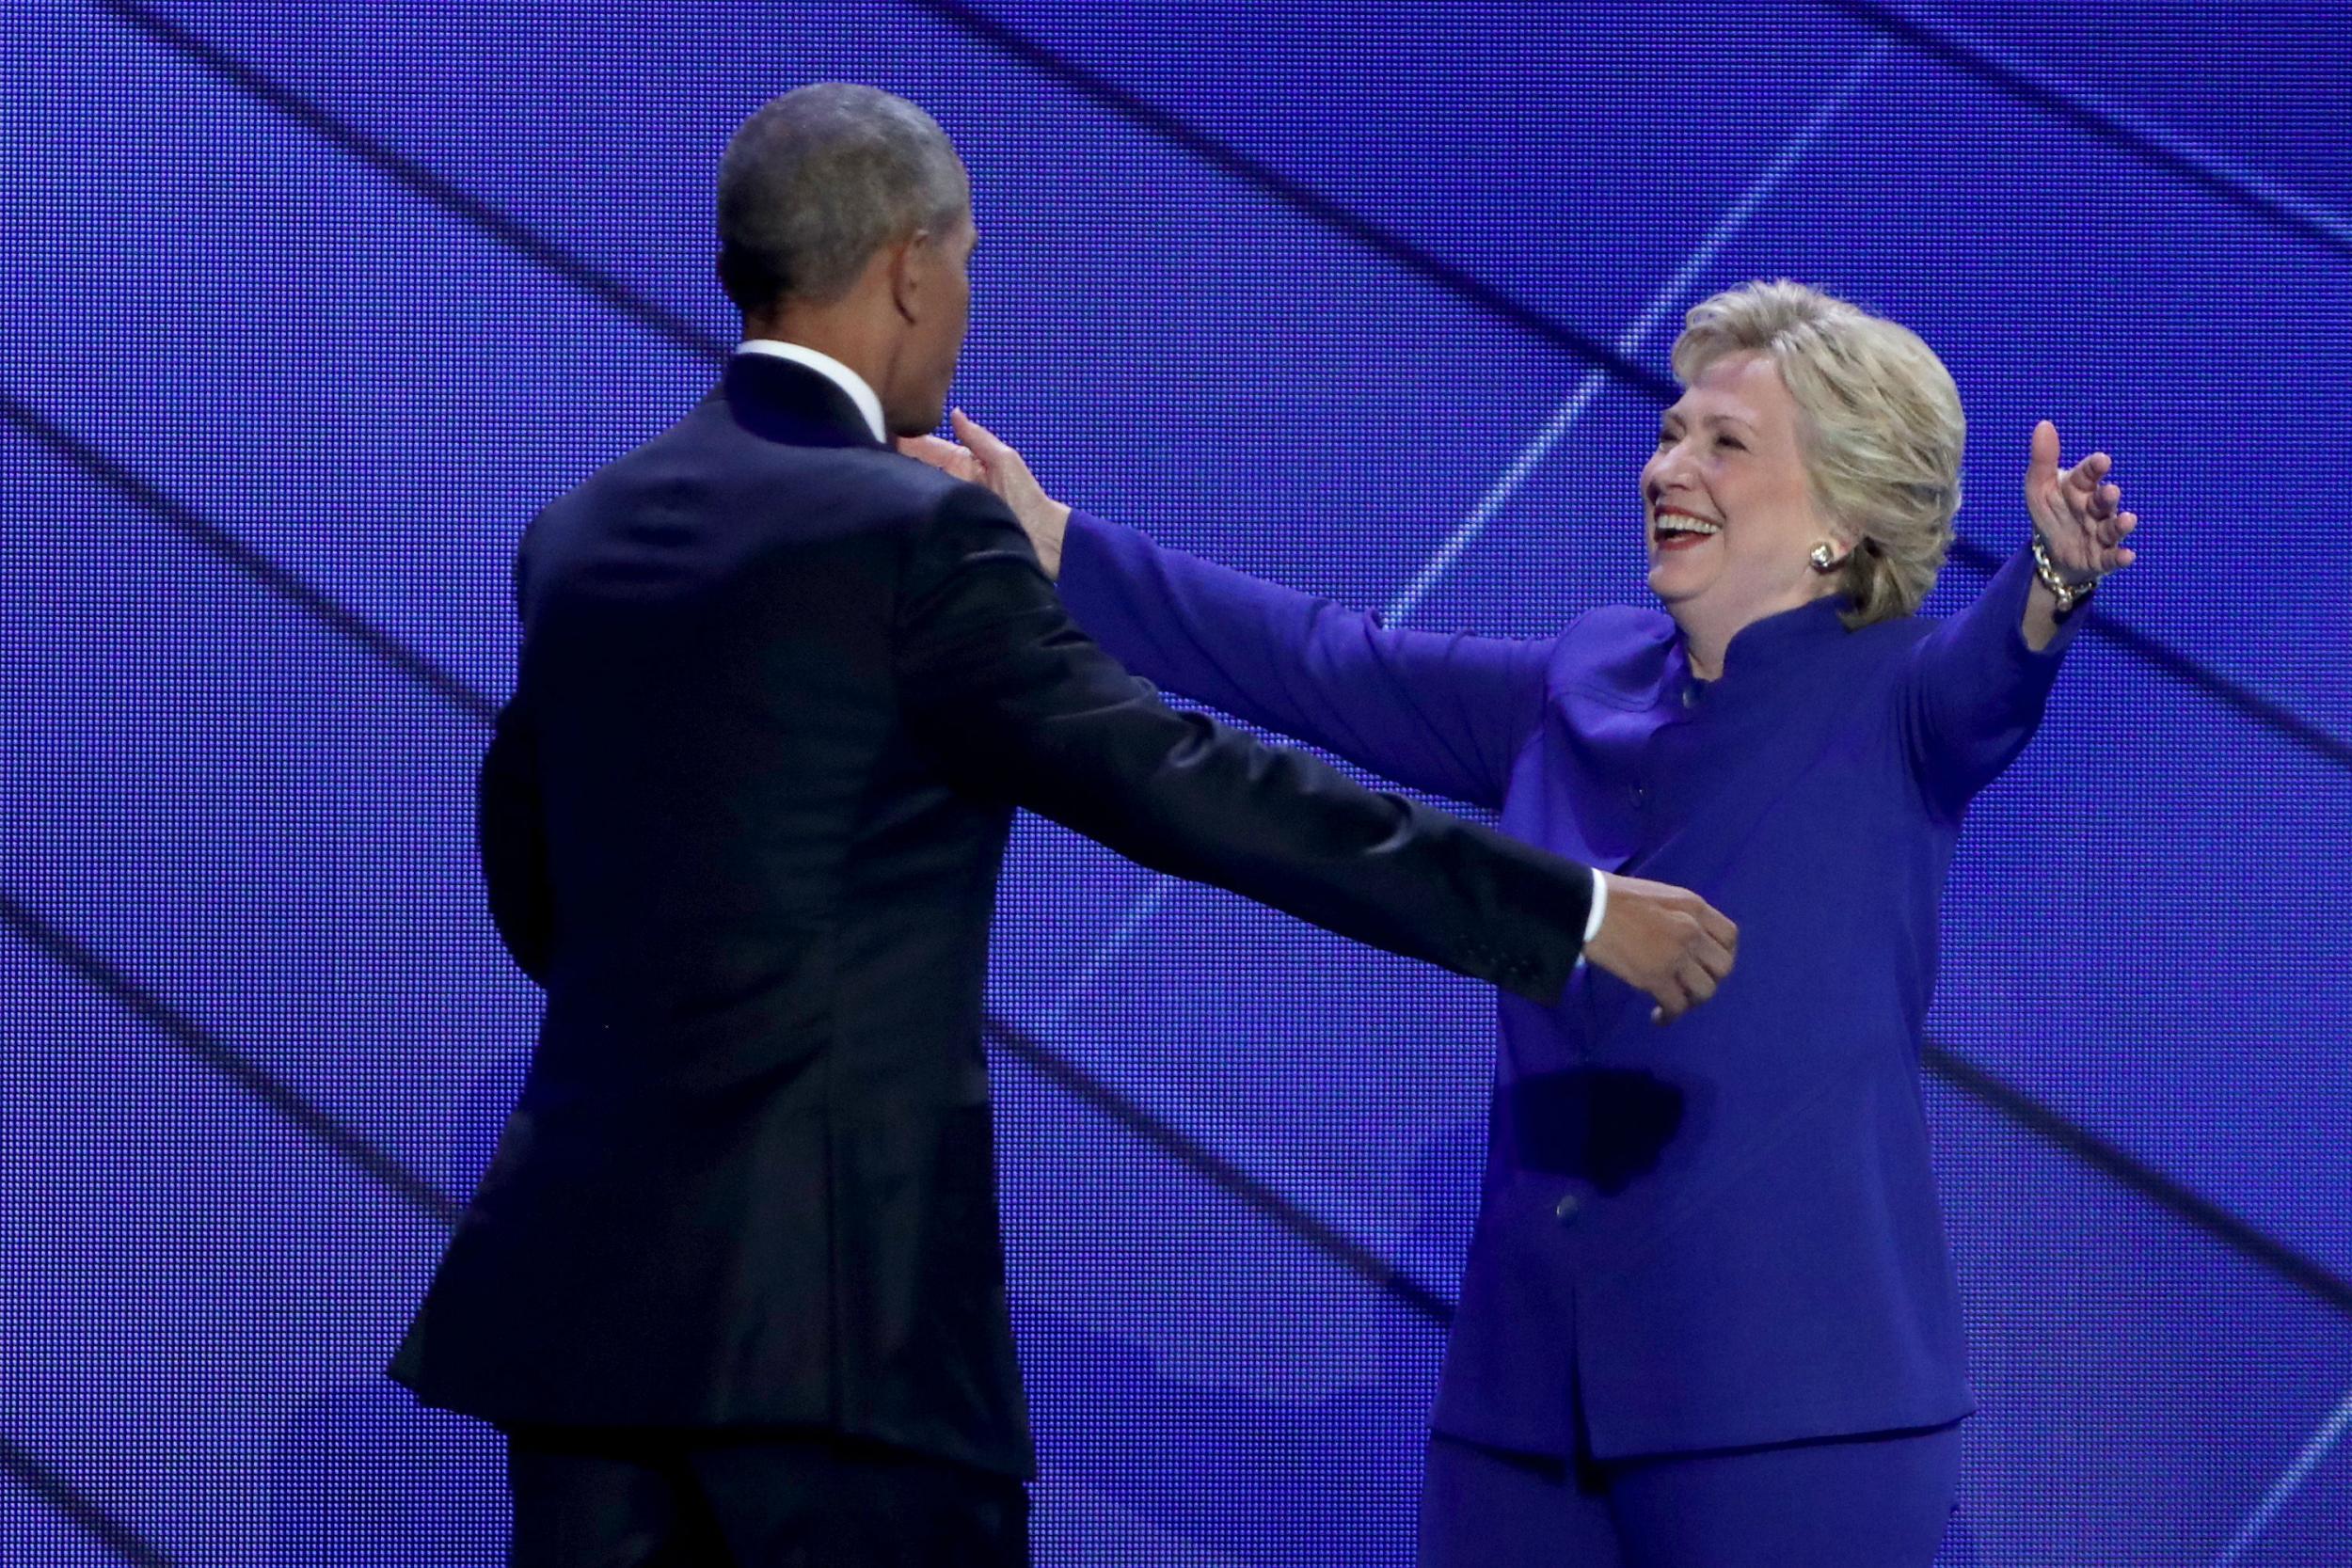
[895,482,1736,1021]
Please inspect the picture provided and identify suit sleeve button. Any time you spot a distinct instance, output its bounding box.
[1553,1192,1583,1224]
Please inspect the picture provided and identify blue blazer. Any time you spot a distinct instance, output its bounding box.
[1058,513,2084,1459]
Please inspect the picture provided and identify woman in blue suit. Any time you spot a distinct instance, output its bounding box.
[913,280,2137,1566]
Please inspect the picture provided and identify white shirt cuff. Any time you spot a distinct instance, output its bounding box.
[1575,868,1607,965]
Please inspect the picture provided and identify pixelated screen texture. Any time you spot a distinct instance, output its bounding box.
[4,1,2347,1562]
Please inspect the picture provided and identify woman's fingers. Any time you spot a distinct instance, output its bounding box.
[2026,425,2139,578]
[2059,457,2108,528]
[950,407,1016,468]
[950,408,1052,502]
[2027,420,2062,488]
[895,434,982,483]
[2106,509,2139,569]
[896,434,957,464]
[946,409,997,476]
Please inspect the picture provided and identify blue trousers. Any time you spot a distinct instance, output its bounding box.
[1419,1421,1963,1568]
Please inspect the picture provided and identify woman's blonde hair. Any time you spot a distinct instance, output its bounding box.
[1671,280,1963,626]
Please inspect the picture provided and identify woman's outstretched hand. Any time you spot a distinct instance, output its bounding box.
[2025,420,2137,582]
[898,410,1073,579]
[2019,420,2137,648]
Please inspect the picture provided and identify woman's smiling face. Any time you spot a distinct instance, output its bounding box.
[1642,351,1845,635]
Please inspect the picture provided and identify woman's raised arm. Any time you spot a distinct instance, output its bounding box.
[1900,420,2138,811]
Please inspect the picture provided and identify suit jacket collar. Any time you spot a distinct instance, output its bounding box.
[723,352,888,451]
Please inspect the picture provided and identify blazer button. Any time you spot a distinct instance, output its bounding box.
[1629,784,1648,808]
[1553,1192,1583,1225]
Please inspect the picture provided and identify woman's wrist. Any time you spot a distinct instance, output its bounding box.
[2029,532,2097,614]
[1036,502,1071,579]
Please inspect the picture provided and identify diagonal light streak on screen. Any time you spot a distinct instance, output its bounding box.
[2213,1381,2352,1562]
[1812,0,2352,262]
[0,1433,175,1568]
[1384,40,1890,624]
[1015,37,1888,1056]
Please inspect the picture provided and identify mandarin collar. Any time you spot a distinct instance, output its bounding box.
[1666,593,1851,701]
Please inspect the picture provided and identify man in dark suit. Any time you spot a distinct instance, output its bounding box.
[389,83,1737,1566]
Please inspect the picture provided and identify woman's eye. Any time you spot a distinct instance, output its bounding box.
[1717,436,1746,451]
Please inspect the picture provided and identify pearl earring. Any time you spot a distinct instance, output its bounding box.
[1808,543,1843,572]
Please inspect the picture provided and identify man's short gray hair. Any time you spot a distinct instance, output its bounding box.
[1672,280,1965,626]
[716,83,969,315]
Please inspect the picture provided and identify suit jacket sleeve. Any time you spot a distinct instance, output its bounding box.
[1057,511,1552,811]
[896,484,1592,1005]
[477,698,552,984]
[1899,543,2086,816]
[477,533,553,985]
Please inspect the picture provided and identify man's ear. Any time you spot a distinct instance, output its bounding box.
[888,230,933,325]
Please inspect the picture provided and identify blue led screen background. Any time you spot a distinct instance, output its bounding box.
[4,1,2349,1562]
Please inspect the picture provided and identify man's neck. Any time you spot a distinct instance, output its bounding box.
[737,323,890,444]
[748,310,893,405]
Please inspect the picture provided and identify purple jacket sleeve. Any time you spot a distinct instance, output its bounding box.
[1057,512,1553,811]
[897,486,1594,1003]
[1899,543,2086,815]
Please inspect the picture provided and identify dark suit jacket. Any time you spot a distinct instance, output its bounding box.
[389,353,1597,1478]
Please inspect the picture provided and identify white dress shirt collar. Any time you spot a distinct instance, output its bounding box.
[734,340,888,445]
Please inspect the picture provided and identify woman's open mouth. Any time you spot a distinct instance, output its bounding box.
[1653,511,1722,552]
